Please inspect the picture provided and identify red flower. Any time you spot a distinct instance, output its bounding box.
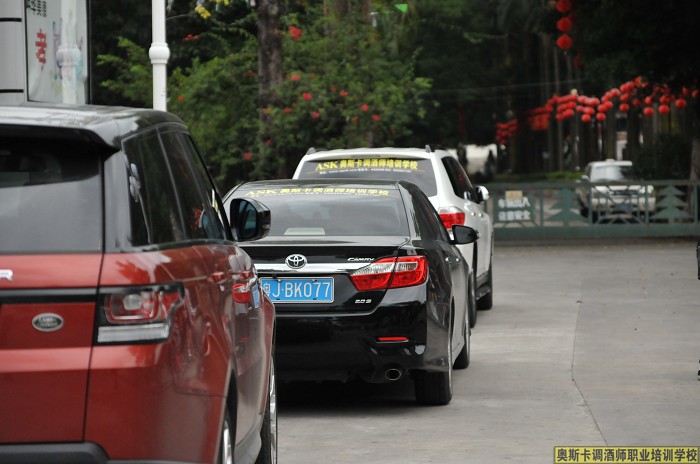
[290,74,301,81]
[177,95,185,102]
[361,103,369,112]
[245,69,255,78]
[311,111,320,119]
[265,139,273,146]
[289,26,303,40]
[340,91,349,97]
[302,93,312,101]
[243,152,252,160]
[371,114,380,122]
[331,87,337,93]
[283,107,292,113]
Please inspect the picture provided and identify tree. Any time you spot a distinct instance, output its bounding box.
[566,0,700,178]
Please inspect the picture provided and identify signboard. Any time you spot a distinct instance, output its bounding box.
[494,190,535,223]
[26,0,88,103]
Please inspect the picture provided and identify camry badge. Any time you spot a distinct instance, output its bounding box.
[285,254,307,269]
[0,270,13,282]
[32,313,64,333]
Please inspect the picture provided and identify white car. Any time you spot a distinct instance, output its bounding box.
[577,159,656,221]
[293,146,494,326]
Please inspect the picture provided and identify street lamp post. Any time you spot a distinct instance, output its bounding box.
[149,0,169,111]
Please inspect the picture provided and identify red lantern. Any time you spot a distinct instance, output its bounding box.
[596,113,606,121]
[643,107,654,117]
[658,104,670,115]
[556,0,573,13]
[557,17,573,33]
[581,114,591,123]
[644,96,653,105]
[619,103,630,112]
[675,98,688,109]
[556,34,573,50]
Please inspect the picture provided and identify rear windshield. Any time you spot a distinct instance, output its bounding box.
[234,186,409,237]
[296,158,437,196]
[0,137,103,253]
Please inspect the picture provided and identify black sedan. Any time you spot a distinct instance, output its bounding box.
[224,179,478,405]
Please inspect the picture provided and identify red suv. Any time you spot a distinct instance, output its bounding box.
[0,103,276,464]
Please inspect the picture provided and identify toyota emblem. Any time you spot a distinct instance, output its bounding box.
[285,254,307,269]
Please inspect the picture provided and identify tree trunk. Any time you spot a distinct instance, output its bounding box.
[256,0,283,175]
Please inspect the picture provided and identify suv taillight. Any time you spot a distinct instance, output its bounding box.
[350,256,428,291]
[97,284,184,344]
[438,207,466,230]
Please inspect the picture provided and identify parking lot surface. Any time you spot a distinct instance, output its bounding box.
[275,238,700,464]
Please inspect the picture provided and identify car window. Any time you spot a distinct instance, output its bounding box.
[161,131,225,240]
[232,186,409,237]
[123,131,185,246]
[0,137,104,253]
[411,188,450,242]
[442,156,476,201]
[179,133,229,236]
[296,157,438,196]
[590,164,634,182]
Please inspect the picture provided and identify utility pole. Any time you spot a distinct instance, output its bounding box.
[150,0,169,111]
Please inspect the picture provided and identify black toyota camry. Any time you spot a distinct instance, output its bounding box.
[223,179,478,405]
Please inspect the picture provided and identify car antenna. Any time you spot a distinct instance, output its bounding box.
[306,147,316,155]
[425,145,432,153]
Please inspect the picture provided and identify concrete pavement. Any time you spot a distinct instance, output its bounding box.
[276,238,700,463]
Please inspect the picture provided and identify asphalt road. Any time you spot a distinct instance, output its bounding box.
[276,238,700,464]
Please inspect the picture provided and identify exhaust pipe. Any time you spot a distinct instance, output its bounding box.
[384,368,403,381]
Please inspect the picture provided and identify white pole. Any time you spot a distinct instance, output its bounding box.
[149,0,169,111]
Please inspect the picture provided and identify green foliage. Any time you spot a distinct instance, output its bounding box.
[634,134,691,180]
[96,38,153,107]
[251,8,431,180]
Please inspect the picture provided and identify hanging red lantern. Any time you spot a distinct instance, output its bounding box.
[581,114,591,123]
[644,96,653,105]
[643,107,655,117]
[658,104,670,115]
[557,17,573,33]
[556,34,573,50]
[620,93,630,102]
[556,0,573,13]
[596,113,606,121]
[619,103,630,112]
[675,98,688,109]
[632,98,642,107]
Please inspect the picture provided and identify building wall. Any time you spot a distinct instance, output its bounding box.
[0,0,27,104]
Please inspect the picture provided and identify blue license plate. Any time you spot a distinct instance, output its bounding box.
[261,278,334,303]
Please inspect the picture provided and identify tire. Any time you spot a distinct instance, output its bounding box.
[218,408,234,464]
[414,323,453,405]
[477,263,493,310]
[255,359,278,464]
[453,305,470,370]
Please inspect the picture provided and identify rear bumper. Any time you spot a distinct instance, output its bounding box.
[274,286,451,383]
[0,443,196,464]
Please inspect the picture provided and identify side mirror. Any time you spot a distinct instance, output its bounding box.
[229,198,271,242]
[476,185,490,203]
[580,175,590,182]
[451,225,479,245]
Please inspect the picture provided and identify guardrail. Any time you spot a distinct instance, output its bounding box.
[483,180,700,240]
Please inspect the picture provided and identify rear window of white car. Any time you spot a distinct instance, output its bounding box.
[296,158,437,196]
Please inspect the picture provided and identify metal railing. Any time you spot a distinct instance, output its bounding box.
[483,180,700,240]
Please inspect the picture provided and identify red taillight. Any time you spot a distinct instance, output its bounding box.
[350,256,428,291]
[377,336,409,343]
[98,284,183,344]
[438,206,466,231]
[232,283,252,303]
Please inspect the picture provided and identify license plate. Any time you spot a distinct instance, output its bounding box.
[261,278,334,303]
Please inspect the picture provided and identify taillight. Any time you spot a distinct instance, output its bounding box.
[350,256,428,291]
[438,206,466,231]
[97,284,184,344]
